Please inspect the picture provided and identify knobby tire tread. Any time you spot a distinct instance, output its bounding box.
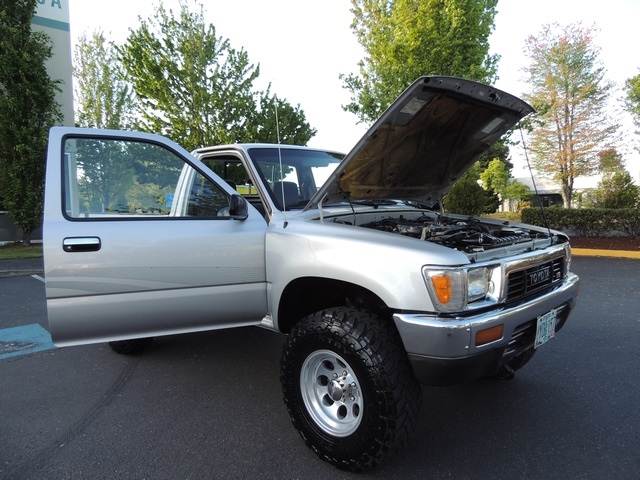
[281,307,421,471]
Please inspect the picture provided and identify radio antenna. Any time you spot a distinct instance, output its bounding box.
[275,95,288,228]
[519,128,552,240]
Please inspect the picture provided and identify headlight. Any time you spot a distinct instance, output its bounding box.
[423,266,492,313]
[467,267,490,302]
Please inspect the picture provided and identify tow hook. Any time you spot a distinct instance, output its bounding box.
[499,363,515,380]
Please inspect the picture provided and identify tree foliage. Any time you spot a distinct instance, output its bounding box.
[242,85,317,145]
[597,147,624,173]
[0,0,61,243]
[342,0,499,123]
[444,163,497,215]
[118,1,315,151]
[73,32,140,210]
[586,170,639,209]
[523,23,617,208]
[505,180,532,212]
[478,139,512,171]
[74,31,136,129]
[479,158,532,212]
[625,72,640,134]
[480,158,509,198]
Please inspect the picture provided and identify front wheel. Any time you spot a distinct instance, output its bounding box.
[281,307,421,471]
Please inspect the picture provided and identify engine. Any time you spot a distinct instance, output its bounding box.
[360,214,536,253]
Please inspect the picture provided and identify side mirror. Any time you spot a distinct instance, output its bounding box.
[228,194,248,220]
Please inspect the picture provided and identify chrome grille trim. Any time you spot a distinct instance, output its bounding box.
[502,245,567,303]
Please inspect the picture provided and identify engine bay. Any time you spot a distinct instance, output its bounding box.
[359,214,541,253]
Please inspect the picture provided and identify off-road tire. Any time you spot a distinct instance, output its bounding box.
[280,307,421,472]
[108,338,154,355]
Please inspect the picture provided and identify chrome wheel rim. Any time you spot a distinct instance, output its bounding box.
[300,349,363,437]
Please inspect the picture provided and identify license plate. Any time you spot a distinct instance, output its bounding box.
[535,309,557,348]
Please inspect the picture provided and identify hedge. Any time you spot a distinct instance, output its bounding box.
[521,207,640,238]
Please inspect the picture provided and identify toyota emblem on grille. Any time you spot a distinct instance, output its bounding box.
[528,265,551,287]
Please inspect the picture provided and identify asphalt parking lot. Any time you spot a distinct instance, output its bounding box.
[1,256,639,479]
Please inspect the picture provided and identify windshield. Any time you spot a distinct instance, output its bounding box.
[247,147,343,210]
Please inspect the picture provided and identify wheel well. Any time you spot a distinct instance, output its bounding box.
[277,277,391,334]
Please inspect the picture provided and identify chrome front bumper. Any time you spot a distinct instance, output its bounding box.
[393,272,580,385]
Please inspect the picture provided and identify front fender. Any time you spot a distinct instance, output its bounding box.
[265,218,469,327]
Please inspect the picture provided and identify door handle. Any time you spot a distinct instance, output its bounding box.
[63,237,101,252]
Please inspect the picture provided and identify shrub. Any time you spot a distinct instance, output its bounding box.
[522,207,640,238]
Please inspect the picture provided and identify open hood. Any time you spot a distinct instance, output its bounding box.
[305,76,534,210]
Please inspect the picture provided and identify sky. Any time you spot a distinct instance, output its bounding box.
[67,0,640,178]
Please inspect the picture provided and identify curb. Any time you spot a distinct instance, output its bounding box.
[0,259,44,278]
[0,269,44,278]
[572,248,640,259]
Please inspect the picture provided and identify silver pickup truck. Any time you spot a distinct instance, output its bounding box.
[44,77,579,471]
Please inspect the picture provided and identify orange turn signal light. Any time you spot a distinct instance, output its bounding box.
[476,325,504,346]
[430,275,452,304]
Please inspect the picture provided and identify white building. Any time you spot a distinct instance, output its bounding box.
[31,0,74,126]
[509,170,640,211]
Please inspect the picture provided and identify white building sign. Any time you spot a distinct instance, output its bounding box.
[31,0,74,127]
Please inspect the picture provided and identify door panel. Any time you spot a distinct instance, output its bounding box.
[44,128,268,346]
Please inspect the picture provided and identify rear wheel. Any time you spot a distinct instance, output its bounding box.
[281,307,421,471]
[108,338,154,355]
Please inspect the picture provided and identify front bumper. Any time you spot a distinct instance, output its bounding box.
[393,272,580,385]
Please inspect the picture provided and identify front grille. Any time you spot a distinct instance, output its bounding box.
[506,257,564,303]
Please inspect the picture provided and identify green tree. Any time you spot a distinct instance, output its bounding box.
[480,158,510,199]
[73,31,141,211]
[444,163,496,215]
[598,147,624,173]
[479,158,532,212]
[0,0,61,243]
[478,140,512,171]
[74,29,205,210]
[504,180,532,212]
[74,30,136,129]
[243,86,316,144]
[523,23,617,208]
[342,0,499,123]
[624,72,640,134]
[119,1,315,151]
[587,170,639,209]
